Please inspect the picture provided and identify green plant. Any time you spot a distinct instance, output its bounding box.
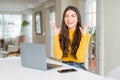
[21,20,29,27]
[21,20,29,34]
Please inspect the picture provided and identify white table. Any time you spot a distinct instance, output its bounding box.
[0,57,115,80]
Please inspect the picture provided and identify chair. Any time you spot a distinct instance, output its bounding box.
[7,35,25,53]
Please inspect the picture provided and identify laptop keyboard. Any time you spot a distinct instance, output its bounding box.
[47,63,62,69]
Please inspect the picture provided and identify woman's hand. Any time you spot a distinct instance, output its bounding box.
[50,21,60,35]
[80,20,93,35]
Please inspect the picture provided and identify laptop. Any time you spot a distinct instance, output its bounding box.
[20,43,62,71]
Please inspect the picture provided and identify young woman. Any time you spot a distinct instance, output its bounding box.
[51,6,90,70]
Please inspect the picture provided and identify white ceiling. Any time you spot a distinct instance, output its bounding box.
[0,0,49,12]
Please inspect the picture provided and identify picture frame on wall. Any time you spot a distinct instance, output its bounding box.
[35,11,42,34]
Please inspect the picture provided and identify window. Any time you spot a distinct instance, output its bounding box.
[49,7,56,58]
[0,14,22,38]
[86,0,96,73]
[0,15,3,38]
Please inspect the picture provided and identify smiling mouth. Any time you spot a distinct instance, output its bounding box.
[67,22,73,25]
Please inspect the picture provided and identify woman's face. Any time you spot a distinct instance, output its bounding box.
[64,10,78,30]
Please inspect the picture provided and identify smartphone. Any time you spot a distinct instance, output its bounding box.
[57,68,77,73]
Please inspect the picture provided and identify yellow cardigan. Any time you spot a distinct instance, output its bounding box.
[54,29,90,63]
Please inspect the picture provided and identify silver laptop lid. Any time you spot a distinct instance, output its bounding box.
[20,43,47,71]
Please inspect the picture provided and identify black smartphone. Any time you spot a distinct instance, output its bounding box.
[57,68,77,73]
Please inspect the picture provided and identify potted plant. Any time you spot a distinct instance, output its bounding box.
[21,20,29,34]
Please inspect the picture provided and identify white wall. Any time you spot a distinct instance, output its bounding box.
[103,0,120,75]
[32,4,46,43]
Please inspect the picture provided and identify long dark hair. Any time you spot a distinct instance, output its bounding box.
[59,6,82,59]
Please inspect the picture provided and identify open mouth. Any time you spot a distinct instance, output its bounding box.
[67,22,73,25]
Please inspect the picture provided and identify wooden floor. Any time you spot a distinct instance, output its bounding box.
[8,52,20,57]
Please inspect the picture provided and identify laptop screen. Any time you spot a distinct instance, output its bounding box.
[20,43,47,71]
